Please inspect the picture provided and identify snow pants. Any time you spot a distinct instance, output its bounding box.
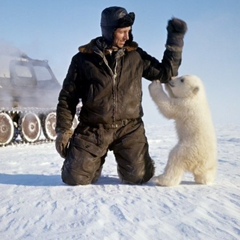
[61,119,155,185]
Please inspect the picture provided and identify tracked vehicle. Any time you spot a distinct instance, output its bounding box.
[0,47,65,146]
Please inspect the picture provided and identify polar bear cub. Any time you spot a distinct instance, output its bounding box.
[148,75,217,186]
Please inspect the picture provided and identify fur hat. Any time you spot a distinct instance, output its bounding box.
[100,6,135,45]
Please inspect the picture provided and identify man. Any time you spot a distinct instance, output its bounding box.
[55,6,187,185]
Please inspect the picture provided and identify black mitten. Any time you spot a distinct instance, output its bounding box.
[166,18,187,51]
[55,130,73,158]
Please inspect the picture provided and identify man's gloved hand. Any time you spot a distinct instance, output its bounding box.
[166,17,188,50]
[55,130,73,158]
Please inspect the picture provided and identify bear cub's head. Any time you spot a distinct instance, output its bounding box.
[166,75,203,99]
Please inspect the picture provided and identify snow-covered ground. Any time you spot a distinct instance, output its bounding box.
[0,124,239,240]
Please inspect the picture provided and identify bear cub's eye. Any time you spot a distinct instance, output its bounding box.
[180,78,184,83]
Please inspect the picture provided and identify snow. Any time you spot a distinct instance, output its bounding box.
[0,124,240,240]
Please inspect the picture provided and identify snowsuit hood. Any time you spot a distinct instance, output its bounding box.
[78,37,138,54]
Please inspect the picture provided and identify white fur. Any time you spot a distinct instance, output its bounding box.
[148,75,217,186]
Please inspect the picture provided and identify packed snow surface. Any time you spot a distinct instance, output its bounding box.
[0,124,239,240]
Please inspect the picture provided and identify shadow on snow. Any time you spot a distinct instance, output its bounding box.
[0,173,126,186]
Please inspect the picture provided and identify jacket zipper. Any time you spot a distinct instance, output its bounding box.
[112,62,118,125]
[95,50,118,125]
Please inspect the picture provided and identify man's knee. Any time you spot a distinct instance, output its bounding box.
[61,165,93,185]
[117,160,155,184]
[61,157,104,186]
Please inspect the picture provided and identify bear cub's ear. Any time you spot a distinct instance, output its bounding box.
[193,86,199,95]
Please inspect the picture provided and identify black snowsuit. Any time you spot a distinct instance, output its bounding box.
[56,37,182,185]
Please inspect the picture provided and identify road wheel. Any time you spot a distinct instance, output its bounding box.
[19,112,41,143]
[42,112,57,140]
[0,112,15,146]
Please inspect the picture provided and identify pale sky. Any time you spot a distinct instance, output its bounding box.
[1,0,239,125]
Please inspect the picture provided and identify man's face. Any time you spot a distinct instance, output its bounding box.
[113,26,131,48]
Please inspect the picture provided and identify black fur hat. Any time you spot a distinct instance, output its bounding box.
[100,6,135,45]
